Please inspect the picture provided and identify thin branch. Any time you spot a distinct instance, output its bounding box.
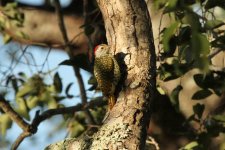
[31,98,106,128]
[208,48,224,60]
[0,95,30,131]
[11,132,31,150]
[53,0,96,124]
[10,97,106,150]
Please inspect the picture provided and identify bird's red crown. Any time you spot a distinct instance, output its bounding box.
[94,45,99,55]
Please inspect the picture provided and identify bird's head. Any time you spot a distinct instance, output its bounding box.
[94,44,110,57]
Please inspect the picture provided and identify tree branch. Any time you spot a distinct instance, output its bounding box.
[208,48,224,60]
[10,97,106,150]
[53,0,96,124]
[0,95,30,131]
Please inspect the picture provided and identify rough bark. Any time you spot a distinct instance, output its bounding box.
[46,0,156,149]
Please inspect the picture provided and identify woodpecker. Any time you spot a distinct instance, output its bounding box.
[94,44,121,110]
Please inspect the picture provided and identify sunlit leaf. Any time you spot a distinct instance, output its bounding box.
[163,0,178,13]
[212,115,225,122]
[16,97,30,120]
[0,114,12,137]
[3,34,12,43]
[182,141,199,150]
[157,86,166,95]
[26,96,39,109]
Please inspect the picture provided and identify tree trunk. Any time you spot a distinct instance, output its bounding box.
[46,0,156,149]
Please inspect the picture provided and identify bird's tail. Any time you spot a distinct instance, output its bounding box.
[108,95,116,110]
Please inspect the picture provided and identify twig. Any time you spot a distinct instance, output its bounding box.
[9,96,106,150]
[11,132,31,150]
[83,0,94,58]
[208,48,224,60]
[31,98,106,128]
[53,0,96,124]
[0,95,30,131]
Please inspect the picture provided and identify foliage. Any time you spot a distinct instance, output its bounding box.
[155,0,225,149]
[0,2,27,43]
[0,2,104,148]
[0,0,225,149]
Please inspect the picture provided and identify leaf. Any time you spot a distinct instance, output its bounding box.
[0,114,12,137]
[169,85,182,112]
[162,21,179,52]
[3,34,12,43]
[53,72,62,93]
[26,96,39,109]
[65,83,74,98]
[84,25,95,36]
[16,83,33,97]
[88,76,97,85]
[193,73,216,89]
[192,89,212,100]
[204,20,224,30]
[60,54,92,72]
[163,0,178,13]
[157,86,166,95]
[182,141,199,150]
[11,77,18,93]
[193,103,205,119]
[212,115,225,122]
[205,0,225,9]
[193,74,204,88]
[159,61,192,81]
[191,33,210,57]
[16,97,30,120]
[177,26,191,45]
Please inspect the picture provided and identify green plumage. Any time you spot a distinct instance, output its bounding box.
[93,44,121,109]
[94,56,114,96]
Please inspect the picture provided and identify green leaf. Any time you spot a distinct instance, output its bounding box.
[88,76,97,85]
[191,33,211,72]
[26,96,39,109]
[3,34,12,43]
[204,20,224,30]
[16,97,30,120]
[16,83,33,97]
[0,114,12,137]
[162,21,179,52]
[163,0,178,13]
[193,103,205,119]
[212,115,225,122]
[157,86,166,95]
[181,141,199,150]
[192,89,212,100]
[54,72,62,93]
[191,33,210,57]
[169,85,182,112]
